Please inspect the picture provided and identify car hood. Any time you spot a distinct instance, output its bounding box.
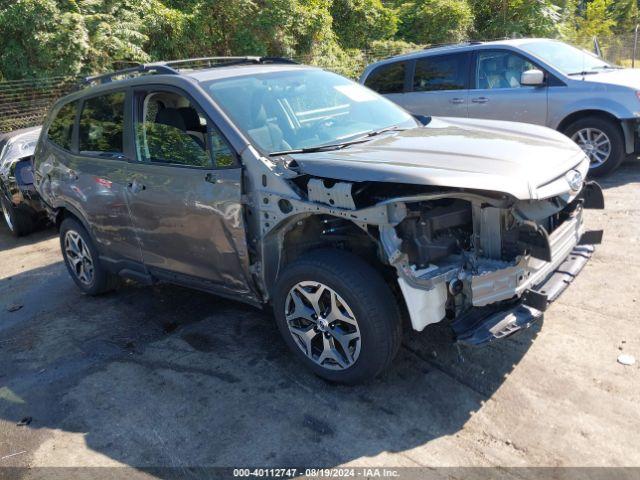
[289,117,588,200]
[579,68,640,89]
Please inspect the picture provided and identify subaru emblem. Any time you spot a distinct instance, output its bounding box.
[565,170,583,192]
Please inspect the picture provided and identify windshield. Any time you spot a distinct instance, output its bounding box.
[519,40,614,75]
[204,69,416,154]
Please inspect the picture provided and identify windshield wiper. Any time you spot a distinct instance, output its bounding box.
[268,125,409,157]
[568,70,600,76]
[268,138,371,157]
[569,65,621,76]
[361,125,408,138]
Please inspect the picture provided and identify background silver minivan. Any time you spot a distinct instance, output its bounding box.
[360,38,640,176]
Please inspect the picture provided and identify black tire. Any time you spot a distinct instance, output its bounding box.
[273,249,402,385]
[59,217,118,295]
[1,196,33,237]
[564,116,625,177]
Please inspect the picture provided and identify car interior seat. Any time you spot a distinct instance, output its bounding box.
[179,107,206,148]
[247,91,292,152]
[481,58,510,89]
[505,56,523,88]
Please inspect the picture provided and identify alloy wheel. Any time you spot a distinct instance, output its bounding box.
[1,201,14,232]
[284,281,362,370]
[571,128,611,167]
[64,230,94,286]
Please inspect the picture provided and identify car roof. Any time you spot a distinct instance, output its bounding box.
[185,63,316,82]
[50,62,319,110]
[365,38,556,68]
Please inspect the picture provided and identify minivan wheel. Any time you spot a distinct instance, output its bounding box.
[273,249,402,384]
[565,116,625,177]
[1,196,33,237]
[59,218,118,295]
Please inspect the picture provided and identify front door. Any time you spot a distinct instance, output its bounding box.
[125,87,257,299]
[468,49,548,125]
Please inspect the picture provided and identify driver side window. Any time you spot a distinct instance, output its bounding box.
[476,51,536,90]
[135,91,212,168]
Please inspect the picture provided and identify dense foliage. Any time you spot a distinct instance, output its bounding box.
[0,0,638,80]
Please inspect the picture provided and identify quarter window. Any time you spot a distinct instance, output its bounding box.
[364,62,406,94]
[79,92,125,156]
[48,101,77,151]
[413,54,469,92]
[476,51,537,90]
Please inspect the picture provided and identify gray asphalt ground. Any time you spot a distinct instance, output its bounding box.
[0,163,638,478]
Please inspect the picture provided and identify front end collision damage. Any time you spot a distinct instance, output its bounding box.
[248,153,604,346]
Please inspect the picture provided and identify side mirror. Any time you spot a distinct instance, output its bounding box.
[521,69,545,86]
[413,114,431,126]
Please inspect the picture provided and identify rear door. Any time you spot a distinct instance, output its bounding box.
[468,49,548,125]
[124,86,256,299]
[400,53,471,118]
[50,91,142,264]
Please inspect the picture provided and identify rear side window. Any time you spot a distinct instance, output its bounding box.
[79,92,125,156]
[413,54,469,92]
[48,102,77,150]
[364,62,406,94]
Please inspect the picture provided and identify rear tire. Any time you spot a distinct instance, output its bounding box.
[565,116,625,177]
[273,249,402,385]
[59,217,118,295]
[1,196,33,237]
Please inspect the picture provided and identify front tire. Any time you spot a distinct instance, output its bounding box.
[273,249,402,384]
[565,116,625,177]
[59,217,118,295]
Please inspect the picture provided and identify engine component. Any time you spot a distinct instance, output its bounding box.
[397,266,448,331]
[398,200,472,267]
[472,205,502,259]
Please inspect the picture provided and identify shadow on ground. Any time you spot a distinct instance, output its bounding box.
[0,253,540,472]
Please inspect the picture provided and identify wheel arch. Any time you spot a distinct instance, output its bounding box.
[557,109,634,154]
[54,203,92,234]
[261,213,393,300]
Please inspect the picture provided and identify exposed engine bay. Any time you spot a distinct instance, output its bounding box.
[251,158,604,344]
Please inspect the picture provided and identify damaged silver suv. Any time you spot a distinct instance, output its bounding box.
[34,57,604,384]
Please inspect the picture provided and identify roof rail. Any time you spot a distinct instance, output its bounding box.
[81,56,298,87]
[423,41,483,50]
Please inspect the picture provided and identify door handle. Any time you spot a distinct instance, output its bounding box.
[205,173,221,185]
[472,97,489,104]
[128,180,146,194]
[449,97,465,104]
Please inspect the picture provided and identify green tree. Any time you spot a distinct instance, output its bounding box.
[330,0,398,49]
[612,0,639,34]
[76,0,151,72]
[574,0,616,39]
[0,0,88,79]
[470,0,561,39]
[398,0,474,44]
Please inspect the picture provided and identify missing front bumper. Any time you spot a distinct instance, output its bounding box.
[452,243,595,347]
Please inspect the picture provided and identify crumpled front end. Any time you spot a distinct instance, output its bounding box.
[380,180,604,346]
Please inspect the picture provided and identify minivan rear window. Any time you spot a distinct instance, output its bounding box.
[48,101,77,151]
[413,54,469,92]
[79,92,125,156]
[364,62,406,94]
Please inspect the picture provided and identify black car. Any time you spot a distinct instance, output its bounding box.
[0,127,46,236]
